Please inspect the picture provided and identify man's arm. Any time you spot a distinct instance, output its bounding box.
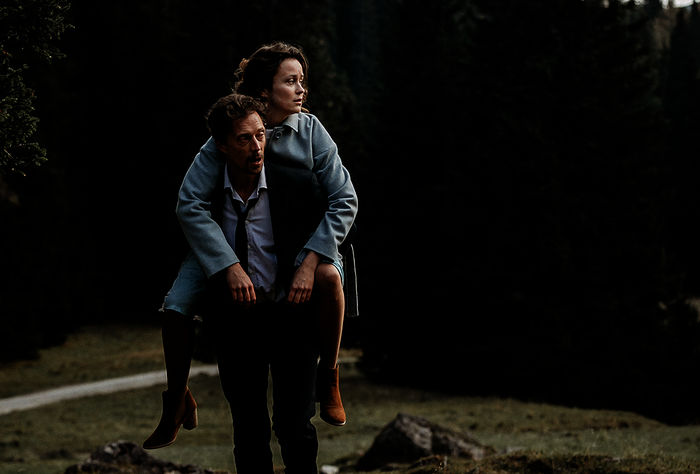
[176,138,239,278]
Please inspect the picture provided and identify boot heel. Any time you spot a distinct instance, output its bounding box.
[183,407,198,430]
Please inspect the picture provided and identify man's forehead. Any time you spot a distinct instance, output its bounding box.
[233,112,264,134]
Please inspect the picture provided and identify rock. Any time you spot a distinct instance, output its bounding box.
[357,413,494,470]
[64,440,220,473]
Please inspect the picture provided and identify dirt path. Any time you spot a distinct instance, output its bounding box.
[0,365,219,416]
[0,355,359,416]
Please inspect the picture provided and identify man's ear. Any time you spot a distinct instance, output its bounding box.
[216,142,228,154]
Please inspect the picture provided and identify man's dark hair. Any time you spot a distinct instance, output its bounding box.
[233,41,309,103]
[205,93,266,144]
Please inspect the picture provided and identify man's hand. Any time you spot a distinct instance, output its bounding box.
[288,251,320,304]
[226,263,256,304]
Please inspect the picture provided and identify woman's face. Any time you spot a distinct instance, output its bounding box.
[264,58,305,123]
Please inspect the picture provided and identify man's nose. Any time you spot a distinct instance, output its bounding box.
[251,137,263,151]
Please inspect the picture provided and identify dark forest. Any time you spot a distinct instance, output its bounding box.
[2,0,700,424]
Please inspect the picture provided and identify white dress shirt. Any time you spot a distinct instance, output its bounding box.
[222,164,281,300]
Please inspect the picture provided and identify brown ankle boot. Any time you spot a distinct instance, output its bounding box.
[143,387,198,449]
[317,365,346,426]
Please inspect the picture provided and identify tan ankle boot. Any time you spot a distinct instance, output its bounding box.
[143,387,198,449]
[317,365,346,426]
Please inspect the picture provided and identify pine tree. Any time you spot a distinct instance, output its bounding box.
[0,0,70,176]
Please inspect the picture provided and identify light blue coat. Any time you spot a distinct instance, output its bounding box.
[176,112,358,278]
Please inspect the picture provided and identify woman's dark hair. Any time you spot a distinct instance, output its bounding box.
[233,41,309,103]
[205,93,266,144]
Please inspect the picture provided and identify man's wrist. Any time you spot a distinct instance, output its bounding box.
[302,250,321,266]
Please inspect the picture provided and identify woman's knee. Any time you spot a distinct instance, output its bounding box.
[314,263,342,291]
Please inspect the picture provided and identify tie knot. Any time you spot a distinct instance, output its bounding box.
[233,197,259,219]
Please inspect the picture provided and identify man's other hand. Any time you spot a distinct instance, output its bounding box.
[226,263,257,304]
[288,251,320,304]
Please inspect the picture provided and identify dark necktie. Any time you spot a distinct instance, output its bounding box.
[232,196,258,273]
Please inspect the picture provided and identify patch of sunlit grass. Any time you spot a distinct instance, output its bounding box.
[0,324,166,398]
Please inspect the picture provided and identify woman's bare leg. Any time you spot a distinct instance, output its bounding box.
[162,310,195,395]
[143,310,198,449]
[314,263,346,425]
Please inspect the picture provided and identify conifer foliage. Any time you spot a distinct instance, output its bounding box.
[0,0,69,175]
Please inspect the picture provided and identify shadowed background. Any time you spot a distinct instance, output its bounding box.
[2,0,700,426]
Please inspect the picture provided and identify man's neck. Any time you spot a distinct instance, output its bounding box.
[228,170,259,204]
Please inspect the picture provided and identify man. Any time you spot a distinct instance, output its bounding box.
[145,46,359,460]
[144,45,358,455]
[202,93,320,473]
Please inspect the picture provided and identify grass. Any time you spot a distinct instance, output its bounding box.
[0,324,167,399]
[1,323,700,473]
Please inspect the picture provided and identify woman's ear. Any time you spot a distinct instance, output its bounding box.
[261,89,269,99]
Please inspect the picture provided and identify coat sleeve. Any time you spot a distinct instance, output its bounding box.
[299,116,358,263]
[175,137,238,277]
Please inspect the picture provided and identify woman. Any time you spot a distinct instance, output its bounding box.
[143,41,358,450]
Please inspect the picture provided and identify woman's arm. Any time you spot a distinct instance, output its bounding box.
[300,115,358,263]
[176,137,238,277]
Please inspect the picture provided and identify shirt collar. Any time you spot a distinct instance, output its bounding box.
[224,163,268,201]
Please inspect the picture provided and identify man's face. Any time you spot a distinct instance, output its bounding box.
[217,112,266,176]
